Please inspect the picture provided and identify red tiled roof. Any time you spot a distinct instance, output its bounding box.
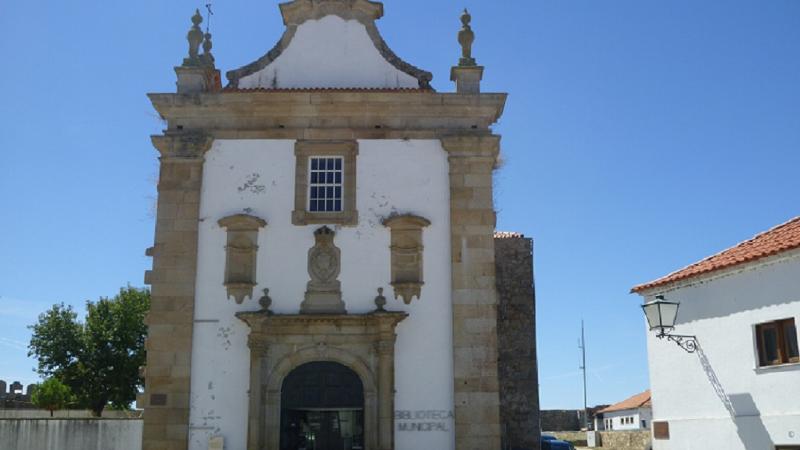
[632,216,800,293]
[494,231,525,239]
[598,390,651,414]
[222,87,433,93]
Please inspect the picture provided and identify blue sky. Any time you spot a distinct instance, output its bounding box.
[0,1,798,410]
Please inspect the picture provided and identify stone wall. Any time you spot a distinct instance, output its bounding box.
[495,235,540,450]
[548,430,651,450]
[0,419,143,450]
[541,409,581,432]
[547,431,588,447]
[599,430,652,450]
[0,410,142,419]
[0,379,35,409]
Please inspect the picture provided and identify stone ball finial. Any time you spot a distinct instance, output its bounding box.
[184,9,205,65]
[461,8,471,26]
[202,31,215,66]
[457,8,476,66]
[192,9,203,26]
[374,287,387,312]
[258,288,273,313]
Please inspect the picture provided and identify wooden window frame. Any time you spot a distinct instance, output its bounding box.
[755,318,799,367]
[292,140,358,226]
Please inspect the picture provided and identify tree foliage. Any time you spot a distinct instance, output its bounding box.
[31,378,72,416]
[28,286,150,416]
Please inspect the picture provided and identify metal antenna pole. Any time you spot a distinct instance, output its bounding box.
[579,320,589,430]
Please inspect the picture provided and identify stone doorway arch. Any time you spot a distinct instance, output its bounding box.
[237,311,406,450]
[280,361,365,450]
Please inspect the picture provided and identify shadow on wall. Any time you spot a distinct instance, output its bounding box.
[696,344,774,448]
[728,393,774,450]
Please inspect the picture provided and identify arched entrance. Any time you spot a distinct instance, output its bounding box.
[280,362,365,450]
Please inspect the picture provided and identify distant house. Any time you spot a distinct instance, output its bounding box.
[632,217,800,450]
[594,390,652,431]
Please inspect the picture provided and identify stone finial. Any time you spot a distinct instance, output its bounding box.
[374,287,387,312]
[183,9,205,66]
[458,9,476,66]
[258,288,273,314]
[451,8,484,93]
[201,32,215,65]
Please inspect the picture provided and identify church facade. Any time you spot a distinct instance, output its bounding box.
[140,2,538,450]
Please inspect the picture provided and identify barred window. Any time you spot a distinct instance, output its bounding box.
[308,157,343,212]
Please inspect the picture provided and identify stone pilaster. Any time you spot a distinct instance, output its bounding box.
[441,135,502,450]
[377,337,395,450]
[142,132,213,450]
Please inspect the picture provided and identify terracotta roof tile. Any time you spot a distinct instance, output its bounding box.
[494,231,525,239]
[598,390,651,414]
[632,216,800,293]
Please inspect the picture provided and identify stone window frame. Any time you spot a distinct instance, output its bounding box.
[292,140,358,226]
[218,213,267,304]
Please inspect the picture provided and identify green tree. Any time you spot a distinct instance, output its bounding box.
[28,286,150,416]
[31,378,72,416]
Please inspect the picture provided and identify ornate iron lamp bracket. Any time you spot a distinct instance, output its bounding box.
[657,332,698,353]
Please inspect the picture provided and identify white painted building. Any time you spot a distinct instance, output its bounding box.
[595,390,652,432]
[632,217,800,450]
[140,2,539,450]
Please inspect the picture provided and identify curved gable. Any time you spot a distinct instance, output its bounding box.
[226,0,432,90]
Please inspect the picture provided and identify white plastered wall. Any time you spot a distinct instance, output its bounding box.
[603,408,651,431]
[237,15,419,89]
[187,139,455,450]
[643,253,800,450]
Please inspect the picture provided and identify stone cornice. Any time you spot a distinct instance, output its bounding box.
[237,311,408,333]
[147,91,506,133]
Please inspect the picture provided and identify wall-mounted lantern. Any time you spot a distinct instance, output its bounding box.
[641,295,698,353]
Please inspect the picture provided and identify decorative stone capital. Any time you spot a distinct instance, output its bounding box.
[218,214,267,231]
[247,334,270,356]
[382,214,431,230]
[151,132,214,160]
[440,134,500,159]
[375,339,395,356]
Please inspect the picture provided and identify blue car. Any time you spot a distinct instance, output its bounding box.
[541,434,576,450]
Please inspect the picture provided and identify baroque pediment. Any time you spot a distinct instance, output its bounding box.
[226,0,432,90]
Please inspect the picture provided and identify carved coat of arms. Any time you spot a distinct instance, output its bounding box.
[301,226,345,314]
